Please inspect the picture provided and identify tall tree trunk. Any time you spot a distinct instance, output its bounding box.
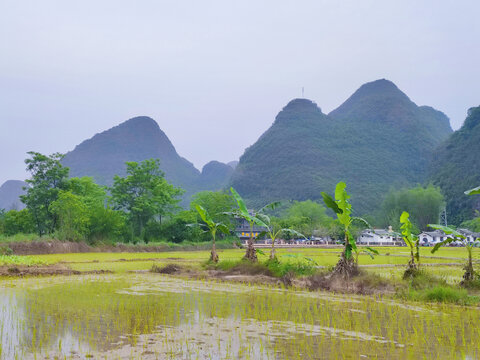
[461,247,474,284]
[403,248,418,279]
[210,233,219,263]
[270,239,277,260]
[332,233,357,277]
[244,222,258,262]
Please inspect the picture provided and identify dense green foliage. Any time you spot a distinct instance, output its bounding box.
[230,80,452,214]
[190,190,236,230]
[110,159,183,239]
[20,152,70,236]
[378,185,445,231]
[429,106,480,224]
[0,153,214,245]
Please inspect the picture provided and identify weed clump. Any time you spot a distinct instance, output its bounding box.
[151,263,182,274]
[211,257,317,279]
[404,286,479,306]
[308,270,392,295]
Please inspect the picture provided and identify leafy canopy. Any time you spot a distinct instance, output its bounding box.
[110,159,183,238]
[20,152,70,236]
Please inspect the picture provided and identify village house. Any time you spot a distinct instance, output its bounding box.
[417,230,451,246]
[357,226,401,245]
[234,214,267,243]
[457,229,480,244]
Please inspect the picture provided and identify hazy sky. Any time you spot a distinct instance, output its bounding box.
[1,0,479,185]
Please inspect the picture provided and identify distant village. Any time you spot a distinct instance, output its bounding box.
[236,222,480,247]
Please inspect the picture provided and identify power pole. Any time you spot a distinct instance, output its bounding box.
[440,207,448,226]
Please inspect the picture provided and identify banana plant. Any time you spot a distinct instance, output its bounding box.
[465,186,480,196]
[428,224,479,283]
[321,182,368,276]
[400,211,420,277]
[255,211,306,260]
[193,204,230,263]
[353,245,379,266]
[228,187,279,262]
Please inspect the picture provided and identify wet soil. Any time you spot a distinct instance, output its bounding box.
[0,264,112,277]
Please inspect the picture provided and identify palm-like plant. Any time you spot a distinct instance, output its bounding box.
[428,224,479,283]
[321,182,369,276]
[193,204,229,263]
[400,211,420,278]
[255,212,305,260]
[228,188,280,262]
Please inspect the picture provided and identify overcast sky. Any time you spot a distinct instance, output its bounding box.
[1,0,479,185]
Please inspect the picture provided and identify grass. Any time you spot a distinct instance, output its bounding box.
[0,233,47,243]
[0,255,49,266]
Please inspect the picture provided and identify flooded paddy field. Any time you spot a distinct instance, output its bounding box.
[1,272,480,359]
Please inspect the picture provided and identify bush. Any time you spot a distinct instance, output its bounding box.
[265,258,317,277]
[211,257,317,278]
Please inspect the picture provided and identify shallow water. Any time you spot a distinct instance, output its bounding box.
[0,274,479,359]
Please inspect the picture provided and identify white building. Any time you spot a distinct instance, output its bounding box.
[417,230,451,246]
[457,229,480,244]
[358,226,401,245]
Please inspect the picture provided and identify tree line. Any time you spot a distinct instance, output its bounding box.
[1,151,478,244]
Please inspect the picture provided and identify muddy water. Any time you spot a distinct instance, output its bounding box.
[0,274,479,359]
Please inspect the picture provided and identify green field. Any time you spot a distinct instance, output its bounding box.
[1,246,480,359]
[28,246,478,280]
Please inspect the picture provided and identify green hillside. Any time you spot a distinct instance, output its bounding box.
[230,79,453,214]
[62,116,232,203]
[429,106,480,224]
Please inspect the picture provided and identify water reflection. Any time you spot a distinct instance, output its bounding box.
[0,274,478,359]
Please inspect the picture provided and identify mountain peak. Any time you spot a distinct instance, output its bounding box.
[356,78,401,94]
[120,116,159,130]
[283,98,322,113]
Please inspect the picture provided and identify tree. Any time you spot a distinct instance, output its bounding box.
[20,152,70,236]
[193,205,230,262]
[429,224,479,283]
[321,182,368,277]
[110,159,183,239]
[400,211,420,278]
[286,200,332,237]
[461,213,480,232]
[1,209,36,236]
[379,185,445,231]
[229,188,276,262]
[50,191,89,241]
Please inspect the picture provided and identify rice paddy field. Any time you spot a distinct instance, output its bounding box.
[1,246,479,359]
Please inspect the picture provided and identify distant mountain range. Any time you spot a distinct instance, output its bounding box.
[429,106,480,224]
[61,116,235,203]
[3,79,478,224]
[0,180,27,211]
[230,79,453,213]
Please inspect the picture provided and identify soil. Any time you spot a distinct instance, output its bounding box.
[0,264,113,277]
[147,263,394,296]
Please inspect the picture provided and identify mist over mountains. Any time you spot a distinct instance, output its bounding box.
[1,78,478,223]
